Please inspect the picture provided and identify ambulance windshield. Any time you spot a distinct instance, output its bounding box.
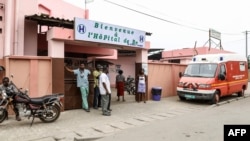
[183,64,217,77]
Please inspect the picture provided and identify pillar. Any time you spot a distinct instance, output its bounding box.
[47,28,65,108]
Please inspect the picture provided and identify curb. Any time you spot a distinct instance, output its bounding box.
[215,94,250,107]
[74,137,103,141]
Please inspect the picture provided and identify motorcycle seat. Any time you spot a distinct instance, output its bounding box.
[29,94,60,105]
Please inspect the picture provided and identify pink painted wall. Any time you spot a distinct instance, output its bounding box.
[24,20,38,55]
[2,0,149,59]
[2,0,145,59]
[0,0,3,58]
[37,0,86,19]
[107,56,136,87]
[147,62,187,99]
[145,41,150,49]
[0,59,5,80]
[5,56,52,97]
[1,0,150,102]
[2,0,88,57]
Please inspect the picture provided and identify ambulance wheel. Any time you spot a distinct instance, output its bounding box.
[211,91,220,104]
[179,96,186,101]
[237,89,245,97]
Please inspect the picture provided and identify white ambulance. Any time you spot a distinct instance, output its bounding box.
[177,53,248,104]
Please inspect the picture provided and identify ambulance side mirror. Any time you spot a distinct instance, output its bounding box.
[218,73,225,80]
[0,66,5,71]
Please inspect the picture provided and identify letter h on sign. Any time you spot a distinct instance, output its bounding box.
[77,24,86,34]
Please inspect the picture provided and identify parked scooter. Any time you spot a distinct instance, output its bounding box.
[0,75,63,126]
[125,76,136,95]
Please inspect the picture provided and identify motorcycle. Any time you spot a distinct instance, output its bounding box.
[0,76,64,126]
[125,77,136,95]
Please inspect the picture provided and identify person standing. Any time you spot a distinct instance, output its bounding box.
[99,67,111,116]
[65,63,91,112]
[107,68,112,112]
[93,65,102,109]
[136,68,147,103]
[116,70,126,102]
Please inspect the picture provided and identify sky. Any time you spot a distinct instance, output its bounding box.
[63,0,250,56]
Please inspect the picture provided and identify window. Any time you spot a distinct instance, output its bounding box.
[220,64,226,75]
[0,28,2,34]
[184,64,217,77]
[239,62,246,71]
[0,16,2,21]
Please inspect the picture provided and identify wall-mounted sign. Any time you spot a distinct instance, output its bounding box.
[74,17,146,48]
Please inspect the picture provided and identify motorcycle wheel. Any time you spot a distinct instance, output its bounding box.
[132,86,136,95]
[39,104,61,123]
[0,109,7,123]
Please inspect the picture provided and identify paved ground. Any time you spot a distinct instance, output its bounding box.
[95,92,250,141]
[1,86,250,141]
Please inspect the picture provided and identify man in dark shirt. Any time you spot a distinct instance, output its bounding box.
[0,77,21,121]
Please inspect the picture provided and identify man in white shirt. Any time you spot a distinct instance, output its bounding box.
[99,67,111,116]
